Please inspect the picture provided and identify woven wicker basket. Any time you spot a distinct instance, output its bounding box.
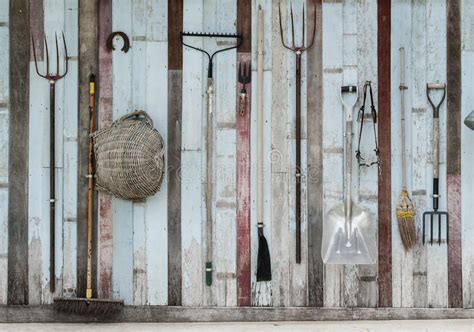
[92,111,165,200]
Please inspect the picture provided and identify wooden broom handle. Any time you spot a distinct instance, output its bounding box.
[86,75,95,300]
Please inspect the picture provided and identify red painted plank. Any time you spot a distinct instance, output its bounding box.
[236,0,252,308]
[236,53,251,307]
[377,0,392,308]
[97,0,113,299]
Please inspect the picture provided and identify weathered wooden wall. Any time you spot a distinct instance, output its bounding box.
[2,0,474,310]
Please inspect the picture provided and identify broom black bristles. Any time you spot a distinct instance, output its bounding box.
[256,230,272,282]
[54,297,124,316]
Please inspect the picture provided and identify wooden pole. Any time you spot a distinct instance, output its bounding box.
[8,0,30,305]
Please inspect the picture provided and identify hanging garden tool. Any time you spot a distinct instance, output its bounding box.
[356,81,380,173]
[256,5,271,281]
[32,32,69,293]
[423,83,448,245]
[54,75,124,315]
[238,61,251,116]
[278,2,316,264]
[396,48,417,249]
[322,86,377,265]
[180,31,242,286]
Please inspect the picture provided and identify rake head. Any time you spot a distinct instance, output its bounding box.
[32,32,69,82]
[278,2,316,53]
[422,211,449,245]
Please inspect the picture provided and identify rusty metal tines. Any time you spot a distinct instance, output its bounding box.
[278,2,316,54]
[32,32,69,82]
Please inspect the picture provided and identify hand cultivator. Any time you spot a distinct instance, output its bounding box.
[278,2,316,264]
[180,31,242,286]
[424,83,448,245]
[238,60,251,116]
[32,32,69,293]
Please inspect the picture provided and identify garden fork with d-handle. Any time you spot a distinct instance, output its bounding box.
[423,83,448,245]
[32,32,69,292]
[279,2,316,263]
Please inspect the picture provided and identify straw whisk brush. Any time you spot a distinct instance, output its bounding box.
[396,47,417,250]
[396,189,416,249]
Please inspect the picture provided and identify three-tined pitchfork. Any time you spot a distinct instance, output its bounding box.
[279,2,316,264]
[32,32,69,293]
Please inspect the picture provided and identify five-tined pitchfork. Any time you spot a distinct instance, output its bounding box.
[32,32,69,293]
[279,3,316,264]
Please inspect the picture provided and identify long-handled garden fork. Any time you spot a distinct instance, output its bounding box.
[423,83,448,245]
[278,2,316,264]
[32,32,69,293]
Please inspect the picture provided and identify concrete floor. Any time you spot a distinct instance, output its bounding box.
[0,320,473,332]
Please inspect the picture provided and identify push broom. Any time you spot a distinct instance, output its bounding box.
[54,75,124,315]
[396,48,417,249]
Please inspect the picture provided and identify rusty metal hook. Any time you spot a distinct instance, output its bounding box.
[106,31,131,53]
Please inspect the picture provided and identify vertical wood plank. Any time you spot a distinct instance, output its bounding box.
[97,0,113,300]
[8,0,29,305]
[130,0,148,306]
[391,0,415,309]
[0,0,9,305]
[251,0,273,308]
[426,0,448,308]
[144,0,169,305]
[214,0,237,306]
[461,0,474,309]
[270,0,290,307]
[77,0,98,300]
[76,1,98,297]
[411,0,429,309]
[306,0,324,308]
[27,0,46,304]
[37,0,67,303]
[322,0,343,308]
[112,0,134,305]
[342,0,358,308]
[446,0,463,309]
[236,0,252,307]
[61,0,79,299]
[377,0,392,308]
[236,53,251,307]
[285,0,308,307]
[181,0,204,307]
[167,0,183,307]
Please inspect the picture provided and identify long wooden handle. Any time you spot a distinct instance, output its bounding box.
[205,78,214,286]
[50,82,56,293]
[86,75,95,300]
[295,54,302,264]
[257,5,264,233]
[399,47,407,189]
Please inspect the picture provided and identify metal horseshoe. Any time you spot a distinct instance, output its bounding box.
[106,31,130,53]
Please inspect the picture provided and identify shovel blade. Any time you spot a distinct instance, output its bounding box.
[322,202,377,264]
[464,110,474,130]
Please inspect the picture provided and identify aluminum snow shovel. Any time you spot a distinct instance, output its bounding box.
[322,85,377,265]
